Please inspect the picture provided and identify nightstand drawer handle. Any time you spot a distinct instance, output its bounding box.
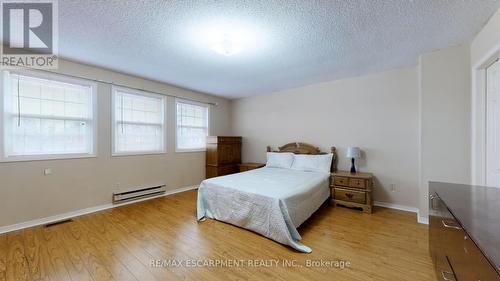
[441,270,456,281]
[345,193,354,199]
[441,219,462,230]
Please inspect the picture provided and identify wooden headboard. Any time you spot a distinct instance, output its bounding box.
[266,142,338,172]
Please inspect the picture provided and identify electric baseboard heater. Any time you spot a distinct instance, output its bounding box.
[113,185,166,204]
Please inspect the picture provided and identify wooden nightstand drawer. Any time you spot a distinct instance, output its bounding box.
[333,176,349,186]
[349,178,366,189]
[331,170,373,213]
[238,163,265,172]
[334,188,366,204]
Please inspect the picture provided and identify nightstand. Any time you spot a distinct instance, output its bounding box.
[331,170,373,213]
[238,163,265,172]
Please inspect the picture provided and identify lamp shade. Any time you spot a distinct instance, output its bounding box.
[346,147,361,159]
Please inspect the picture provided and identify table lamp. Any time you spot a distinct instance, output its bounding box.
[346,147,361,173]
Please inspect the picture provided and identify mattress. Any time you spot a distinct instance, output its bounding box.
[197,167,330,253]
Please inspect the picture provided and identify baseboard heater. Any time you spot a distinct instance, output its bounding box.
[113,185,167,204]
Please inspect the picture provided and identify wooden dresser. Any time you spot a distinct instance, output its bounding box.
[429,182,500,280]
[331,171,373,213]
[205,136,242,179]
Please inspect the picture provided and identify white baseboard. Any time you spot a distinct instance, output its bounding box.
[417,210,429,225]
[0,185,198,234]
[2,188,428,234]
[373,201,428,225]
[373,201,419,213]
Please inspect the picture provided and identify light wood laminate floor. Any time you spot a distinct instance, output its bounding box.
[0,190,437,281]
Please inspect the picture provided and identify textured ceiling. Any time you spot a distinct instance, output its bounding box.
[58,0,500,98]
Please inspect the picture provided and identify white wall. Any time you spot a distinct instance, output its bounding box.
[230,67,420,208]
[0,59,231,227]
[418,45,472,222]
[471,9,500,67]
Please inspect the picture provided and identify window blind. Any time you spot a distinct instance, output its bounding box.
[113,88,165,154]
[176,100,209,150]
[3,72,95,158]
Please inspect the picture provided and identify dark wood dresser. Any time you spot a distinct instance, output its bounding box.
[429,182,500,280]
[205,136,242,179]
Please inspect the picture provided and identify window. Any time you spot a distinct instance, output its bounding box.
[1,71,96,161]
[112,87,166,155]
[176,99,209,151]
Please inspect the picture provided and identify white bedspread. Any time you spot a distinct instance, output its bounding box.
[197,167,330,253]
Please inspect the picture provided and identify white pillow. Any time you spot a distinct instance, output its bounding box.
[266,152,295,169]
[291,154,333,174]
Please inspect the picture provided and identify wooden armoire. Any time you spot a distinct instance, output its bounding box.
[205,136,242,179]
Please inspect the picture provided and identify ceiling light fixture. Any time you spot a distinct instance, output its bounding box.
[211,34,242,56]
[188,21,264,57]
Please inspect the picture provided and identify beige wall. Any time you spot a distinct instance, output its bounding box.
[418,45,472,221]
[4,9,497,227]
[0,59,231,227]
[418,8,500,221]
[230,44,474,221]
[230,67,420,208]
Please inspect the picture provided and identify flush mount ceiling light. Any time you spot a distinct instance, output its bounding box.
[190,22,263,57]
[211,34,242,56]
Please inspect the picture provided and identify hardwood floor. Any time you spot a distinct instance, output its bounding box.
[0,190,437,281]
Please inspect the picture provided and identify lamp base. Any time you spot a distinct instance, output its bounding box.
[350,158,356,174]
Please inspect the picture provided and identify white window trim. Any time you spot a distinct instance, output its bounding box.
[0,69,98,163]
[111,86,167,157]
[175,98,210,153]
[472,50,500,186]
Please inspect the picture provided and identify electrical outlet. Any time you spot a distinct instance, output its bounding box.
[44,168,52,175]
[390,184,396,192]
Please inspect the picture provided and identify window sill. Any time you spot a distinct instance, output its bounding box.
[175,148,206,153]
[0,153,97,163]
[111,151,167,157]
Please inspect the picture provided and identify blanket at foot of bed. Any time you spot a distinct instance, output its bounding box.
[197,184,312,253]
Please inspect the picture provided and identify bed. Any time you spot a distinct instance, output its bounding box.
[197,142,337,253]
